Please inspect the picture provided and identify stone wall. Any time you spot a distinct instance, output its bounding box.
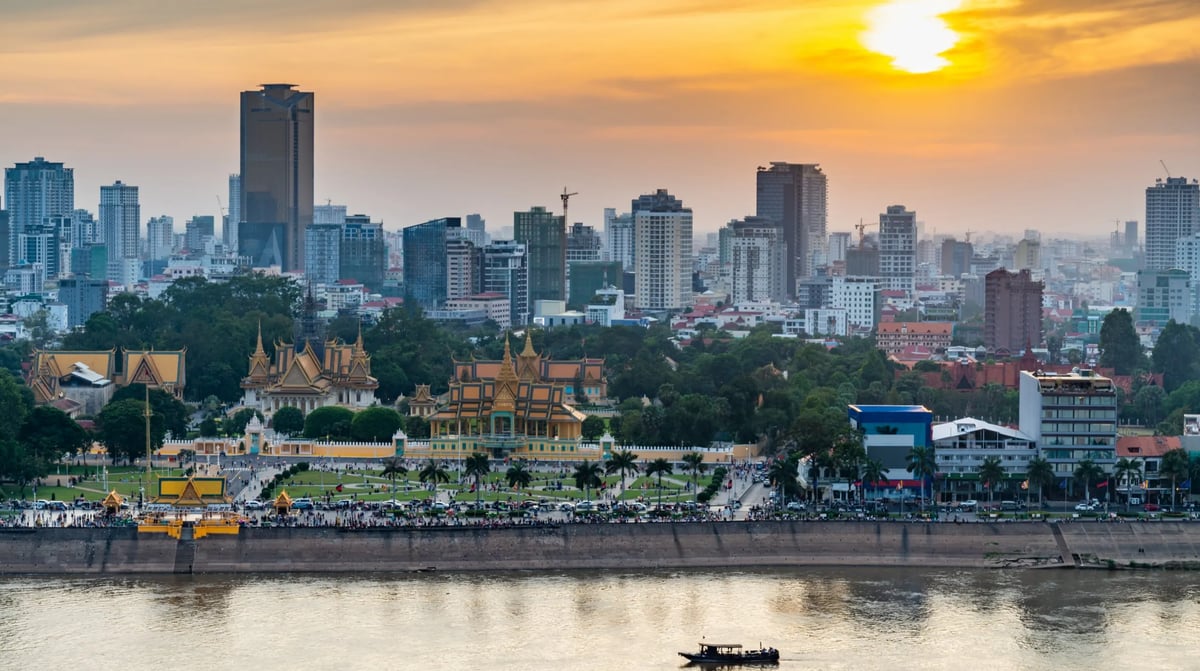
[3,521,1200,575]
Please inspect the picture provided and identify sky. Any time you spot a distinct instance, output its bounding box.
[1,0,1198,240]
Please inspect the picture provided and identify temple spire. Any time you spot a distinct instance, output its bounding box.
[255,320,265,356]
[354,321,365,354]
[521,329,537,357]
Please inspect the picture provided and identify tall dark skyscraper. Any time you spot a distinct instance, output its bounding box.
[403,217,461,310]
[514,206,566,310]
[755,162,827,295]
[239,84,313,271]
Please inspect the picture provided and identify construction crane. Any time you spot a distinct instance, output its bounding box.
[964,230,974,243]
[854,218,877,248]
[1161,160,1172,179]
[560,187,578,226]
[216,195,226,219]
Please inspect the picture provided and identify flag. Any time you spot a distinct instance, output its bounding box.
[1180,479,1192,489]
[1058,478,1068,489]
[1142,480,1150,489]
[335,484,343,492]
[896,481,903,491]
[1020,480,1029,490]
[1096,480,1108,489]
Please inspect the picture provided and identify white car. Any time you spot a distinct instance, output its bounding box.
[959,500,978,510]
[244,500,265,510]
[574,501,595,512]
[1074,502,1095,512]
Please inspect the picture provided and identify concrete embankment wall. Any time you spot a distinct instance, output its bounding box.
[3,522,1200,574]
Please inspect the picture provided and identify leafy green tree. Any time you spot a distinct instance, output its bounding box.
[0,439,42,497]
[1160,448,1190,511]
[1098,308,1145,375]
[1114,457,1143,512]
[303,406,354,440]
[380,457,408,500]
[581,415,606,441]
[351,406,404,442]
[464,452,491,509]
[198,418,220,437]
[0,369,33,438]
[405,415,430,439]
[271,406,305,437]
[571,460,604,503]
[977,456,1005,509]
[505,461,532,490]
[832,431,866,504]
[20,406,89,460]
[1134,385,1167,426]
[604,449,640,494]
[767,455,801,506]
[1072,459,1105,502]
[97,399,166,465]
[906,446,937,512]
[226,408,264,437]
[861,458,886,503]
[645,457,674,508]
[1151,321,1200,392]
[111,385,189,439]
[418,459,450,501]
[1026,457,1054,507]
[681,452,707,505]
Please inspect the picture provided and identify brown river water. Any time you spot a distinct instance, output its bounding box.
[1,568,1198,670]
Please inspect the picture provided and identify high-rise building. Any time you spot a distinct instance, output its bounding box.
[72,209,99,247]
[1019,370,1117,483]
[403,217,460,309]
[729,216,786,304]
[878,205,916,293]
[0,211,9,271]
[567,261,622,308]
[827,232,851,265]
[239,83,314,271]
[100,181,139,284]
[446,238,481,301]
[633,189,692,312]
[1144,176,1200,271]
[340,215,385,292]
[755,162,827,293]
[313,203,347,226]
[566,222,602,262]
[304,224,342,286]
[514,206,566,310]
[463,213,488,248]
[830,276,880,332]
[226,174,241,252]
[1124,220,1138,253]
[4,157,73,268]
[1175,233,1200,317]
[17,224,59,282]
[185,215,215,254]
[147,216,174,261]
[603,208,635,268]
[1135,269,1193,326]
[57,277,108,328]
[984,268,1043,352]
[1014,238,1041,271]
[941,238,973,278]
[481,240,529,326]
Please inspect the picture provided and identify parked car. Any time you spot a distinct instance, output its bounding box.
[244,500,265,510]
[959,500,978,511]
[1144,503,1160,512]
[1074,502,1095,512]
[785,501,806,512]
[574,501,595,513]
[291,498,315,511]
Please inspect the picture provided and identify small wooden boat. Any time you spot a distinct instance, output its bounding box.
[679,642,779,665]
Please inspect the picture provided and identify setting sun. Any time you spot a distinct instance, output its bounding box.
[862,0,962,74]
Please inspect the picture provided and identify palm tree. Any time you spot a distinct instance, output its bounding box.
[573,459,604,503]
[1114,457,1143,512]
[906,446,937,513]
[977,456,1005,510]
[463,452,491,510]
[809,450,836,506]
[505,461,532,492]
[1026,457,1054,509]
[645,458,674,509]
[767,456,800,508]
[681,452,707,505]
[605,449,640,496]
[380,456,408,501]
[861,458,886,505]
[418,459,450,505]
[1072,459,1104,503]
[833,433,866,505]
[1160,448,1190,512]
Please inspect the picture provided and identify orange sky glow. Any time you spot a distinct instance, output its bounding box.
[1,0,1197,238]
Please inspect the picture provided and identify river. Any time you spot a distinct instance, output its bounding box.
[1,568,1197,670]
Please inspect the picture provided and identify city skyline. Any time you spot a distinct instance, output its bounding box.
[0,1,1197,237]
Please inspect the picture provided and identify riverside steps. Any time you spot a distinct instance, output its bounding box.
[3,521,1200,574]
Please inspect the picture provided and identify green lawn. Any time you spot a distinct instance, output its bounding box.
[1,468,192,503]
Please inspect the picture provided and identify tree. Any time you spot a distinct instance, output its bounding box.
[833,431,866,504]
[464,452,491,509]
[19,406,90,461]
[681,452,708,505]
[405,415,430,439]
[303,406,355,440]
[1072,459,1104,502]
[581,416,606,441]
[418,459,450,502]
[604,449,640,495]
[97,399,165,465]
[0,439,42,497]
[1151,321,1200,392]
[380,456,408,500]
[1114,457,1143,512]
[198,418,220,437]
[645,458,674,509]
[505,461,532,491]
[861,458,886,503]
[977,456,1005,509]
[1098,308,1145,375]
[0,369,33,439]
[906,446,937,513]
[1026,457,1054,507]
[351,406,404,442]
[572,459,604,503]
[271,406,305,437]
[767,455,801,506]
[111,385,190,440]
[226,408,264,437]
[1160,448,1190,511]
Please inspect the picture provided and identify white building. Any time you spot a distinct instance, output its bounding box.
[830,276,880,332]
[1135,268,1193,326]
[445,293,512,330]
[933,418,1036,499]
[147,215,174,261]
[1145,176,1200,271]
[586,287,625,326]
[603,208,635,269]
[1175,232,1200,318]
[803,308,848,336]
[634,199,692,313]
[729,217,786,304]
[99,181,139,285]
[1018,370,1117,484]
